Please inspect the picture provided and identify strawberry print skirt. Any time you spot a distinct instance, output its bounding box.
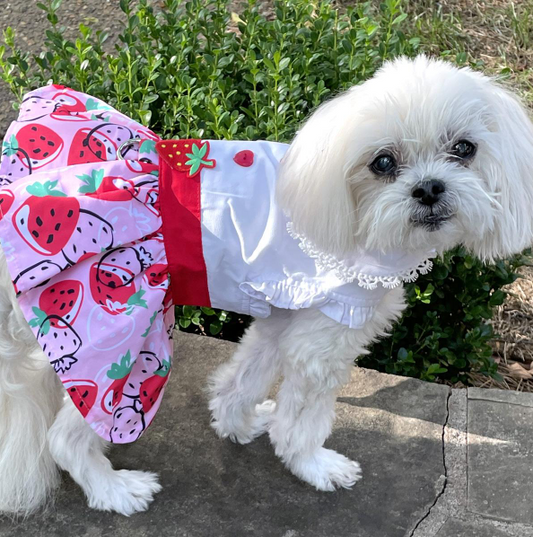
[0,85,175,443]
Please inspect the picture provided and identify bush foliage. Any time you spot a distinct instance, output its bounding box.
[0,0,526,382]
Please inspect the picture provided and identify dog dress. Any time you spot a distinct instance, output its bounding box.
[0,86,435,443]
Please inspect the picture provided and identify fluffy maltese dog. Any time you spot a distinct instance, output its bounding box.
[1,56,532,517]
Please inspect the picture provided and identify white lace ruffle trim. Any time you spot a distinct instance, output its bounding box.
[286,222,434,290]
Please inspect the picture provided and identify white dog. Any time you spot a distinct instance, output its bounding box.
[208,56,533,489]
[0,56,532,517]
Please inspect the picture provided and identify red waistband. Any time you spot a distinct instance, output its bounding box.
[156,139,213,307]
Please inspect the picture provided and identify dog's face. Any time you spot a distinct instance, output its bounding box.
[278,56,533,261]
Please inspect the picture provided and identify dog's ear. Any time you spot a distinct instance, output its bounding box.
[465,80,533,261]
[276,89,363,256]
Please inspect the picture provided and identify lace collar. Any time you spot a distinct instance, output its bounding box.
[286,222,435,290]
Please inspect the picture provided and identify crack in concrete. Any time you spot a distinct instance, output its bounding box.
[408,388,452,537]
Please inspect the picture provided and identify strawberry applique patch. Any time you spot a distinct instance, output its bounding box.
[156,140,216,178]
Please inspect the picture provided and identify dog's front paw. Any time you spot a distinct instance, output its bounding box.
[87,470,162,516]
[288,448,362,491]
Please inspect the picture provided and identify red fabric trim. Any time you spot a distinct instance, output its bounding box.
[157,139,211,307]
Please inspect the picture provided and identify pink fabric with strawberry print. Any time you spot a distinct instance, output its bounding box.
[0,85,174,443]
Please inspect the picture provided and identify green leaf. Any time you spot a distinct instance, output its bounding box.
[392,13,408,25]
[30,306,51,334]
[179,318,191,329]
[127,288,148,309]
[29,306,48,328]
[195,142,207,158]
[26,180,67,197]
[142,310,158,337]
[85,97,108,111]
[397,347,408,361]
[2,134,19,156]
[489,290,506,307]
[107,350,133,379]
[186,158,201,175]
[139,139,156,154]
[77,169,105,193]
[209,320,222,335]
[154,359,171,377]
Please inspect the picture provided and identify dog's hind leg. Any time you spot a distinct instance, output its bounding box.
[208,309,288,444]
[0,352,63,516]
[47,400,162,516]
[0,255,63,516]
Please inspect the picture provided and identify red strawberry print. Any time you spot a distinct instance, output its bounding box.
[141,187,160,216]
[145,264,168,290]
[137,128,159,142]
[51,95,111,122]
[89,248,149,315]
[89,262,136,315]
[68,124,134,165]
[125,159,159,176]
[38,280,84,327]
[156,140,216,178]
[12,180,80,256]
[121,351,161,398]
[77,168,135,201]
[233,150,254,167]
[102,351,133,414]
[51,110,92,123]
[0,190,14,220]
[63,379,98,418]
[2,125,64,174]
[139,359,171,413]
[52,92,86,113]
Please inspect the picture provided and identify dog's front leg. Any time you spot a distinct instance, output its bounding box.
[269,309,363,491]
[269,289,406,491]
[47,400,162,516]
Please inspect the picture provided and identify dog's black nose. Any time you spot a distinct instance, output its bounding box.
[412,179,446,206]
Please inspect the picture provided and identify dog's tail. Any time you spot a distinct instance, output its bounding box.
[0,254,63,516]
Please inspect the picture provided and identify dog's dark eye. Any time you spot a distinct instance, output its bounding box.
[450,140,476,160]
[370,154,396,176]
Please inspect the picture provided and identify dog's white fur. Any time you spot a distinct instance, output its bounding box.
[210,56,533,489]
[1,56,533,515]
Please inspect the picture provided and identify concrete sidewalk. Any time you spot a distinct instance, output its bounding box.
[1,332,532,537]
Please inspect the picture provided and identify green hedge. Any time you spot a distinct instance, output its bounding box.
[0,0,525,383]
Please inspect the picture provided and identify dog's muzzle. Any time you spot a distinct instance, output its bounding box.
[410,179,454,231]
